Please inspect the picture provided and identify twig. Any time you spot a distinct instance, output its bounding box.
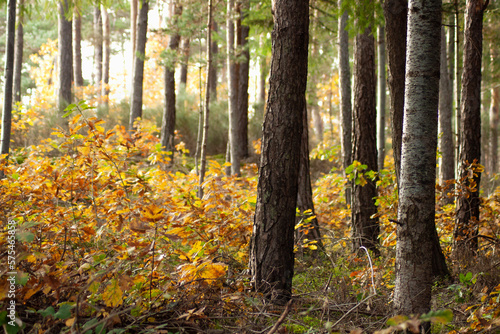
[267,299,293,334]
[332,294,376,328]
[360,246,376,295]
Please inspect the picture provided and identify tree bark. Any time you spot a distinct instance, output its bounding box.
[94,6,103,100]
[438,26,455,203]
[384,0,407,190]
[1,0,16,157]
[130,0,138,88]
[129,0,149,130]
[58,0,73,115]
[454,0,488,254]
[180,37,190,87]
[101,6,111,108]
[250,0,308,305]
[352,25,379,255]
[237,0,250,160]
[208,22,218,100]
[338,0,352,205]
[377,25,386,170]
[227,0,240,175]
[73,5,84,88]
[160,3,182,155]
[394,0,442,319]
[13,0,23,103]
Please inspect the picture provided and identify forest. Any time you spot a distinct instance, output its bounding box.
[0,0,499,333]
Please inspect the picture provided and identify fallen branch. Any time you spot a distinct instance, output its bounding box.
[267,299,293,334]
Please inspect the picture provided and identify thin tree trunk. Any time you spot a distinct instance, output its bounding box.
[237,0,250,160]
[198,0,214,198]
[455,0,488,255]
[1,0,16,158]
[455,1,461,177]
[129,0,149,130]
[439,26,455,203]
[208,22,218,100]
[377,25,386,170]
[13,0,23,103]
[180,37,190,87]
[130,0,138,90]
[352,25,379,255]
[227,0,240,176]
[101,6,110,108]
[160,3,182,155]
[250,0,308,305]
[58,0,72,115]
[94,6,103,101]
[489,73,499,177]
[394,0,442,320]
[338,0,352,205]
[73,5,84,88]
[384,0,407,190]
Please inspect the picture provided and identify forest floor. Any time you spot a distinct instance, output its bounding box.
[1,106,500,333]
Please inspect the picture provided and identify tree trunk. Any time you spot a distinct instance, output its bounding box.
[129,0,149,130]
[488,43,498,182]
[384,0,407,190]
[101,6,110,108]
[1,0,16,158]
[198,0,214,198]
[377,25,386,170]
[338,1,352,205]
[180,37,190,87]
[296,102,323,252]
[454,0,488,254]
[394,0,442,319]
[13,0,23,103]
[160,3,182,155]
[130,0,138,89]
[94,6,103,101]
[58,0,72,115]
[73,5,84,88]
[237,0,250,160]
[250,0,308,305]
[454,3,462,178]
[208,22,218,100]
[227,0,240,176]
[439,26,455,203]
[352,25,379,255]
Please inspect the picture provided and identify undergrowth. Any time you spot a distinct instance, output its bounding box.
[0,102,499,333]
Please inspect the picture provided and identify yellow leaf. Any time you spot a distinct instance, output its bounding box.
[103,278,123,307]
[65,317,75,327]
[141,204,165,222]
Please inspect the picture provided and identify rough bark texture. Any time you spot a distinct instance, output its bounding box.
[227,0,240,175]
[296,104,323,252]
[101,6,110,107]
[352,26,379,255]
[129,0,148,130]
[237,0,250,159]
[338,1,352,205]
[1,0,16,156]
[439,26,455,202]
[377,25,386,170]
[455,0,488,254]
[161,3,181,154]
[384,0,407,189]
[394,0,442,318]
[250,0,308,304]
[58,0,73,114]
[13,0,23,103]
[73,6,84,88]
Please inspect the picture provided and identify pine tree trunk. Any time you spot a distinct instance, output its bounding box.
[352,25,379,255]
[455,0,488,255]
[384,0,407,189]
[101,6,110,108]
[250,0,308,304]
[58,0,72,115]
[394,0,442,319]
[13,0,23,103]
[129,0,148,130]
[73,6,84,88]
[1,0,16,157]
[377,25,386,170]
[237,0,250,160]
[161,3,182,155]
[439,26,455,203]
[227,0,240,176]
[338,1,352,205]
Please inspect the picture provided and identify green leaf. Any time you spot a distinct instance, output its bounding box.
[38,306,55,318]
[386,315,409,326]
[17,230,34,243]
[420,309,453,324]
[54,303,73,320]
[62,109,75,118]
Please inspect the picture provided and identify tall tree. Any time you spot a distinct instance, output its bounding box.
[208,22,218,100]
[377,25,386,170]
[129,0,149,130]
[250,0,308,304]
[227,0,241,175]
[180,37,190,87]
[160,2,182,155]
[338,0,352,205]
[351,22,379,254]
[1,0,16,158]
[94,6,103,100]
[13,0,23,103]
[73,4,84,88]
[130,0,138,88]
[58,0,73,115]
[438,26,455,202]
[394,0,442,319]
[384,0,407,188]
[489,45,499,177]
[101,6,110,108]
[454,0,489,254]
[236,0,250,160]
